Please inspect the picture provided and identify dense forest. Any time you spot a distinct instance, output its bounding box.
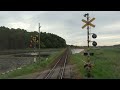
[0,26,66,50]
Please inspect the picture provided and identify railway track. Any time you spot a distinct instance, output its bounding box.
[44,49,68,79]
[36,48,70,79]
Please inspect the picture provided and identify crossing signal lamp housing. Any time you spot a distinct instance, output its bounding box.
[92,41,97,47]
[92,33,97,39]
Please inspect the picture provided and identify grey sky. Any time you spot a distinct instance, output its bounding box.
[0,11,120,46]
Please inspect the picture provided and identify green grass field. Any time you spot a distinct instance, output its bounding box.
[70,47,120,79]
[0,48,66,79]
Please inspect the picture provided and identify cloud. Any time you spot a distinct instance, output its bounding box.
[0,11,119,46]
[8,22,30,30]
[97,34,120,40]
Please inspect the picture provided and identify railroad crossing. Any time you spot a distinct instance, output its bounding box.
[82,13,97,78]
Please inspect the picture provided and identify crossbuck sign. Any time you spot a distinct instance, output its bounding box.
[82,18,95,29]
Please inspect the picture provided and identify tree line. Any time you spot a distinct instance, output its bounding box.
[0,26,66,50]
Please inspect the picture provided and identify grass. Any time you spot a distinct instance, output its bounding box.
[0,48,66,79]
[70,47,120,79]
[70,52,87,79]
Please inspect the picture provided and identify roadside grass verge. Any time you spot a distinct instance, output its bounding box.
[0,48,66,79]
[70,51,86,79]
[70,47,120,79]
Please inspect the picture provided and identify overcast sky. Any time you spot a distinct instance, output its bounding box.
[0,11,120,46]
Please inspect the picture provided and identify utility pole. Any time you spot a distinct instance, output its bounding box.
[86,13,90,48]
[39,23,41,59]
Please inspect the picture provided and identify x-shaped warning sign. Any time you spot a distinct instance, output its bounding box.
[82,18,95,29]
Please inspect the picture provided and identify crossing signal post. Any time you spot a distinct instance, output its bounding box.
[82,13,96,47]
[30,35,39,48]
[82,13,97,78]
[31,35,38,49]
[30,35,39,63]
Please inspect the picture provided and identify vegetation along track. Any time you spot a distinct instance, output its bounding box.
[36,48,70,79]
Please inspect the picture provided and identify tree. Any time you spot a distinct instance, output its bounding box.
[0,26,67,50]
